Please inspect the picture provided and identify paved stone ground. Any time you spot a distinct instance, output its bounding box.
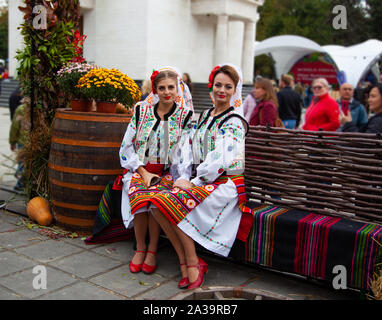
[0,107,362,300]
[0,199,361,301]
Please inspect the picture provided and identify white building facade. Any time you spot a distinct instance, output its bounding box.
[9,0,263,84]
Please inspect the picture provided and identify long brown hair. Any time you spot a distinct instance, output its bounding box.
[255,78,279,107]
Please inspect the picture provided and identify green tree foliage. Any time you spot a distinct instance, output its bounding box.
[15,0,81,199]
[16,0,81,120]
[256,0,333,45]
[0,9,8,59]
[365,0,382,40]
[330,0,370,45]
[255,0,379,78]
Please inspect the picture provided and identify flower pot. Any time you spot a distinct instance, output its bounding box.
[96,101,118,113]
[70,100,93,112]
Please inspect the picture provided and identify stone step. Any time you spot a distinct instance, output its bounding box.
[0,78,20,108]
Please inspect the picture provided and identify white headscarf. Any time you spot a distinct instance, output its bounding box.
[208,63,244,117]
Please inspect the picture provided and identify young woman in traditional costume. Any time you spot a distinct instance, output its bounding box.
[120,67,194,274]
[149,64,252,289]
[86,67,193,275]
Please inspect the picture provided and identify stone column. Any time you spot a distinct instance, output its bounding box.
[228,20,244,68]
[8,0,25,78]
[242,21,256,84]
[214,14,229,65]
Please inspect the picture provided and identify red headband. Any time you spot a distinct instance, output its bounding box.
[151,70,159,94]
[207,66,220,92]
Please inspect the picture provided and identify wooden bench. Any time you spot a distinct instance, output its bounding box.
[229,126,382,293]
[84,116,381,295]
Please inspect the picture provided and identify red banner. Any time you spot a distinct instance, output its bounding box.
[290,60,338,85]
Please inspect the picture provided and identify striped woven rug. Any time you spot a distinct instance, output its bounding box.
[244,204,382,291]
[85,182,134,244]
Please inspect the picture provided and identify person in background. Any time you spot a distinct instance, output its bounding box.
[304,85,314,108]
[0,64,4,95]
[243,83,256,122]
[277,74,302,129]
[271,79,279,93]
[9,86,23,121]
[2,68,9,80]
[9,100,30,191]
[294,81,304,98]
[362,83,373,115]
[140,79,152,101]
[340,83,382,134]
[249,78,279,127]
[337,83,368,132]
[302,78,340,132]
[182,73,193,94]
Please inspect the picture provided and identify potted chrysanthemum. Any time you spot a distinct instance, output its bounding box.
[57,62,96,111]
[76,68,141,113]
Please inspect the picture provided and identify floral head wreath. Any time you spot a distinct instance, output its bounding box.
[207,66,221,92]
[150,70,160,94]
[208,63,244,117]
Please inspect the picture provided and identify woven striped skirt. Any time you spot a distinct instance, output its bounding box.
[128,171,174,215]
[149,175,253,257]
[85,163,173,244]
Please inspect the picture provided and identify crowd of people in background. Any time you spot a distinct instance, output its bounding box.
[138,70,382,136]
[240,72,382,134]
[135,70,382,136]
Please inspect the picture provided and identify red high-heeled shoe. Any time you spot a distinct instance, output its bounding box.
[129,250,146,273]
[187,257,208,290]
[142,251,157,274]
[178,263,189,289]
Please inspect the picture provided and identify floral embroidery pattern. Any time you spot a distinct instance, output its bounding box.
[186,199,196,209]
[171,187,180,194]
[128,172,174,214]
[204,185,215,192]
[204,203,228,236]
[234,99,242,108]
[183,208,231,250]
[121,102,191,168]
[133,172,141,179]
[165,174,173,181]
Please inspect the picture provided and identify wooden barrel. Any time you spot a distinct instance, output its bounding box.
[48,109,131,232]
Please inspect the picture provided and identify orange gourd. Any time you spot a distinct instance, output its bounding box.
[27,197,53,226]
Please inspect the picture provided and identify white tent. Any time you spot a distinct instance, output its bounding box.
[323,39,382,87]
[254,35,325,80]
[254,35,382,87]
